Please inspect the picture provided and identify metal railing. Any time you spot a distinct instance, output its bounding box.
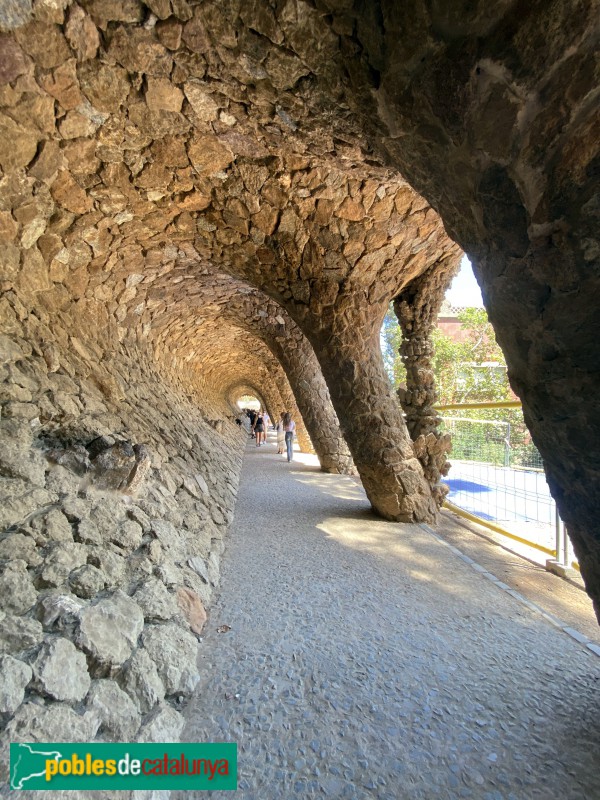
[436,403,575,572]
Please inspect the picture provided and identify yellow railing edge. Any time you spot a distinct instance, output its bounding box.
[443,501,557,558]
[436,401,580,571]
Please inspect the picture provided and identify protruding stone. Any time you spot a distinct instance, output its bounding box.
[76,590,144,667]
[86,679,141,740]
[182,475,202,499]
[0,533,42,566]
[40,59,83,110]
[154,561,183,588]
[156,17,183,50]
[0,335,24,365]
[126,444,152,494]
[187,555,209,584]
[118,647,165,713]
[0,35,28,82]
[4,701,99,743]
[0,655,32,715]
[0,614,44,655]
[40,542,87,588]
[176,587,206,635]
[69,564,107,598]
[87,548,126,587]
[188,135,234,176]
[133,578,178,622]
[137,704,185,743]
[45,509,74,542]
[42,343,60,373]
[64,4,99,61]
[15,19,70,67]
[75,519,102,546]
[111,520,143,552]
[0,3,31,32]
[59,110,97,139]
[38,593,85,631]
[51,170,93,214]
[183,81,218,121]
[82,0,144,28]
[145,76,184,112]
[180,565,211,607]
[127,505,152,533]
[0,117,39,171]
[33,637,91,702]
[90,441,136,490]
[141,623,199,696]
[194,473,209,494]
[150,519,186,562]
[0,562,37,615]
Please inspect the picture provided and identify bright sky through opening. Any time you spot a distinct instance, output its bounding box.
[446,255,484,308]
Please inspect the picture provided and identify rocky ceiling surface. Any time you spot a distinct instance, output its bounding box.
[0,0,465,531]
[0,0,599,612]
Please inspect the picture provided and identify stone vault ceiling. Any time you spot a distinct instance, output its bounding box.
[1,0,599,613]
[0,0,463,524]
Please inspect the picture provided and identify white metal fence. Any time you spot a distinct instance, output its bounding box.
[438,411,574,569]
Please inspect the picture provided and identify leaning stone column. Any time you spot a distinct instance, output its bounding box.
[280,336,356,474]
[222,295,355,474]
[393,256,460,506]
[267,321,355,474]
[310,293,437,522]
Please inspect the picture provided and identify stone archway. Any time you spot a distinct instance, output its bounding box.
[312,0,600,614]
[145,268,356,474]
[0,1,598,622]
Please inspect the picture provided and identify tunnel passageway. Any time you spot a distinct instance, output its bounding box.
[0,0,599,779]
[177,433,600,800]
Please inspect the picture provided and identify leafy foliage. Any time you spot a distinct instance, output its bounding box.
[432,307,510,405]
[380,304,541,468]
[380,306,405,387]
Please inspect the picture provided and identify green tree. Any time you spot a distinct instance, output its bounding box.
[381,304,540,468]
[380,305,406,387]
[381,304,509,402]
[433,308,510,405]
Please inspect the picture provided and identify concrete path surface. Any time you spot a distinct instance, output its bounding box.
[177,435,600,800]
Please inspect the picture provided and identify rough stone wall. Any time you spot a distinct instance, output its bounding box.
[0,0,461,529]
[8,0,593,772]
[0,287,247,777]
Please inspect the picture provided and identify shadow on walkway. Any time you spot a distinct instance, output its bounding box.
[177,436,600,800]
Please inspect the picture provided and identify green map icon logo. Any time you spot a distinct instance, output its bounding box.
[10,742,237,791]
[11,744,64,790]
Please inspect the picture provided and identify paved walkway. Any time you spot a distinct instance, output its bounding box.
[178,435,600,800]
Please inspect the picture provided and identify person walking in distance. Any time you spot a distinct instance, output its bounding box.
[248,408,256,438]
[283,411,295,462]
[253,408,265,446]
[276,412,285,455]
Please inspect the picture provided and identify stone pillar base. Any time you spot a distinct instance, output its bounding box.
[545,559,578,580]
